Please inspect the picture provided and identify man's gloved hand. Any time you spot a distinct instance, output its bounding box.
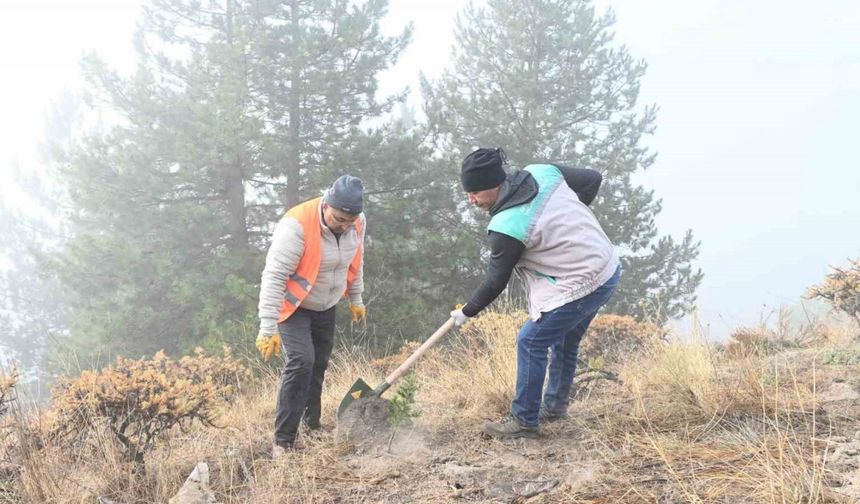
[256,333,282,362]
[349,303,366,323]
[450,304,470,327]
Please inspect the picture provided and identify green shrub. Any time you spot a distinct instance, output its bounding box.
[821,347,860,366]
[388,371,421,428]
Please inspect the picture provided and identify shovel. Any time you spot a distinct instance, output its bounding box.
[337,317,456,419]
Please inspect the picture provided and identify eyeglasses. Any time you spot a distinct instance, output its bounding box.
[325,205,359,226]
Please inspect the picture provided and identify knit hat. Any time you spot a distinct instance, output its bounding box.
[325,175,364,214]
[460,148,507,192]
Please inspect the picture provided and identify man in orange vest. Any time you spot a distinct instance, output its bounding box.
[256,175,367,455]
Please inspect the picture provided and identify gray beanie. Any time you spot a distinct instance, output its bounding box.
[324,175,364,214]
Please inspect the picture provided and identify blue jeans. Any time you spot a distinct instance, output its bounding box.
[512,266,620,427]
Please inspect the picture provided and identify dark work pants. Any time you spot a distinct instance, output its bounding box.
[274,306,336,446]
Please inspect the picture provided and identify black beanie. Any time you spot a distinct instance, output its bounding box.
[460,147,507,192]
[325,175,363,214]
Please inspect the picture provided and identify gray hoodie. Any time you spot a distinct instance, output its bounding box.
[464,164,618,320]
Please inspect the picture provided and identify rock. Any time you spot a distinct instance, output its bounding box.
[485,475,515,499]
[0,462,20,482]
[441,462,560,500]
[825,437,860,498]
[830,464,860,499]
[169,462,217,504]
[820,382,860,402]
[512,478,559,498]
[564,464,597,491]
[442,462,486,489]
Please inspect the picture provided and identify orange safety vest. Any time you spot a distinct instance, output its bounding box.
[277,197,363,322]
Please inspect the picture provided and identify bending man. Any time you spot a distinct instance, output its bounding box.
[451,148,620,439]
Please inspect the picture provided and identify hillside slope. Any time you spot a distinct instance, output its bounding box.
[3,311,860,503]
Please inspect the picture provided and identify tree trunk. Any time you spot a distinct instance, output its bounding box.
[223,0,249,255]
[224,156,249,253]
[284,0,302,209]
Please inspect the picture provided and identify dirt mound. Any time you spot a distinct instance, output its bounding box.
[336,395,392,446]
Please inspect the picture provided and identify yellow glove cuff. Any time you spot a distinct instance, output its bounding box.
[256,333,282,362]
[349,303,367,323]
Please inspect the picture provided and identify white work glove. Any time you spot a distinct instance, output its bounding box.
[450,308,470,327]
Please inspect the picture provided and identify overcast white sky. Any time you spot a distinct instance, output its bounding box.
[1,0,859,340]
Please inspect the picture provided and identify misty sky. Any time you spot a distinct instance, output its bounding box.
[1,0,858,339]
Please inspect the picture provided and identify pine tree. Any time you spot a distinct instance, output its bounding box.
[332,116,486,347]
[0,91,77,375]
[422,0,702,321]
[47,0,412,358]
[0,178,65,371]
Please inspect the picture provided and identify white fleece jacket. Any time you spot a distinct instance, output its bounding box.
[257,202,365,335]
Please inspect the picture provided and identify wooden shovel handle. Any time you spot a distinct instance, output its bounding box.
[383,317,456,387]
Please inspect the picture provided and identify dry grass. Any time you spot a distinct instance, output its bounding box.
[418,311,523,422]
[3,310,860,503]
[565,315,851,504]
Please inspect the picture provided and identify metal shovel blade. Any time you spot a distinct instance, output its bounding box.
[335,318,455,421]
[337,377,374,418]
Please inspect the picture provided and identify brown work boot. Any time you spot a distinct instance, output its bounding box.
[538,406,570,424]
[481,414,539,439]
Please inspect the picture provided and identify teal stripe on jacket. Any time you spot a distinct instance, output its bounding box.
[487,164,563,244]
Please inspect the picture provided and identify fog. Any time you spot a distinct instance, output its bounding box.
[1,0,858,364]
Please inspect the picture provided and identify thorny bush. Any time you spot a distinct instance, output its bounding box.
[579,314,663,364]
[806,257,860,326]
[0,367,16,420]
[0,367,19,501]
[724,326,786,358]
[50,347,249,465]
